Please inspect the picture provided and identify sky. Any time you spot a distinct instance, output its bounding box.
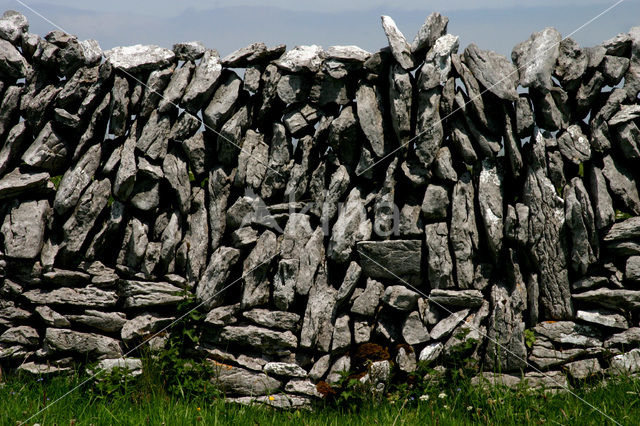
[3,0,638,58]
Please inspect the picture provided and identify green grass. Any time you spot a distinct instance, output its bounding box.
[1,369,640,425]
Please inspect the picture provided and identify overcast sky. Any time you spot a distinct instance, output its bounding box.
[4,1,637,58]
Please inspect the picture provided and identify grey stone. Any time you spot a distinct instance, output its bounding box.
[399,204,423,237]
[121,314,174,345]
[285,379,322,398]
[564,177,598,275]
[0,326,39,346]
[402,311,430,345]
[120,280,185,308]
[588,165,615,230]
[573,288,640,311]
[35,306,70,328]
[308,354,331,381]
[555,38,589,90]
[382,286,420,311]
[336,262,362,305]
[242,231,279,308]
[113,129,137,200]
[430,309,470,340]
[601,55,629,85]
[415,87,442,168]
[54,143,102,215]
[137,111,171,160]
[381,15,415,70]
[326,355,351,384]
[418,342,443,364]
[602,154,640,215]
[512,27,561,89]
[484,283,527,372]
[227,394,312,410]
[534,321,602,347]
[433,147,457,182]
[243,309,300,331]
[0,121,28,176]
[608,349,640,375]
[478,159,504,263]
[0,38,29,77]
[614,121,640,160]
[471,372,521,389]
[22,122,69,172]
[609,105,640,126]
[328,188,372,263]
[604,216,640,241]
[429,289,484,308]
[1,199,49,259]
[557,125,591,165]
[18,362,71,376]
[422,184,449,220]
[162,149,191,215]
[577,310,628,329]
[203,71,242,130]
[300,265,336,352]
[157,62,193,113]
[516,96,535,138]
[355,82,387,157]
[605,328,640,348]
[523,130,573,319]
[351,278,384,317]
[274,45,324,73]
[530,87,569,131]
[207,167,231,252]
[389,64,413,143]
[411,12,448,55]
[235,130,268,190]
[89,358,143,378]
[195,247,241,310]
[564,358,601,380]
[424,222,455,289]
[571,276,608,292]
[214,325,297,354]
[464,44,518,100]
[450,172,479,289]
[203,304,240,327]
[182,50,222,112]
[68,310,126,333]
[0,10,28,44]
[523,371,568,391]
[24,287,117,308]
[105,44,174,72]
[420,34,458,89]
[212,363,282,396]
[264,362,307,378]
[357,240,421,285]
[172,41,206,61]
[331,314,351,353]
[45,328,122,359]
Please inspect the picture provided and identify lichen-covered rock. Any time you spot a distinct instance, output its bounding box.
[464,44,518,100]
[381,15,415,70]
[212,363,282,396]
[45,328,122,359]
[105,44,174,72]
[450,172,479,289]
[357,240,421,285]
[1,199,49,259]
[196,247,241,310]
[512,27,561,89]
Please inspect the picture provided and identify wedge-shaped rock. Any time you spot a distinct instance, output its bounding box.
[430,309,470,340]
[424,222,455,289]
[577,310,628,329]
[300,265,336,352]
[478,159,503,263]
[214,325,297,353]
[45,328,122,359]
[411,12,448,55]
[0,38,29,77]
[22,122,68,172]
[381,15,415,70]
[533,321,602,347]
[121,314,174,345]
[182,50,222,112]
[203,71,242,130]
[0,10,28,44]
[328,187,372,263]
[68,310,126,333]
[573,288,640,311]
[512,28,561,89]
[357,240,421,285]
[564,178,598,275]
[602,154,640,215]
[464,44,518,100]
[429,289,484,308]
[105,44,174,72]
[355,82,387,157]
[242,231,279,308]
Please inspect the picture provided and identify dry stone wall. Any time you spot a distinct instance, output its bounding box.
[1,9,640,401]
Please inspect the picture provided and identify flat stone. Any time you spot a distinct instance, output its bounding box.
[523,371,568,390]
[604,216,640,241]
[0,326,39,346]
[573,288,640,310]
[172,41,206,61]
[357,240,421,285]
[121,314,174,345]
[212,362,282,396]
[182,50,223,112]
[285,379,322,398]
[563,358,601,380]
[608,349,640,375]
[68,310,126,333]
[120,280,185,308]
[534,321,602,347]
[213,325,297,354]
[264,362,307,378]
[429,289,484,308]
[22,122,69,172]
[35,306,70,328]
[18,362,71,376]
[105,44,175,72]
[53,143,102,215]
[45,328,122,359]
[605,328,640,348]
[227,394,312,410]
[355,82,387,158]
[243,309,300,331]
[24,287,117,308]
[89,358,143,377]
[577,310,628,329]
[571,276,608,292]
[0,10,28,44]
[274,45,324,73]
[402,311,430,345]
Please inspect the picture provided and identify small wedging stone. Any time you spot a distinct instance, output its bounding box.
[263,362,307,378]
[172,41,206,61]
[430,309,470,340]
[105,44,175,72]
[418,342,443,364]
[381,286,420,311]
[242,309,300,331]
[274,45,324,73]
[351,279,384,317]
[523,371,568,391]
